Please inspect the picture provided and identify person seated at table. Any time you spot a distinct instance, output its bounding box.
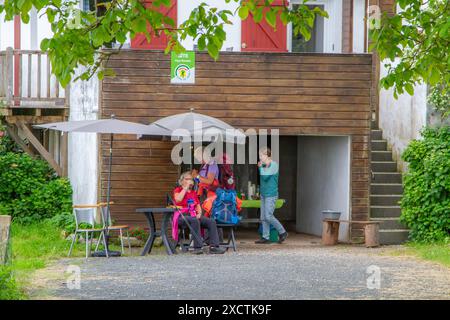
[172,171,226,255]
[191,146,220,199]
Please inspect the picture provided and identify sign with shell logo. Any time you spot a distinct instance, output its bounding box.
[171,51,195,84]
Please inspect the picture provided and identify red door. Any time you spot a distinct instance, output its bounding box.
[131,0,177,50]
[241,0,288,52]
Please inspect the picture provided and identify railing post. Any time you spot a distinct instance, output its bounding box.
[0,215,12,265]
[5,47,14,107]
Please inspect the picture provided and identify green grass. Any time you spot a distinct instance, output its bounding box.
[404,242,450,267]
[386,241,450,268]
[3,221,122,299]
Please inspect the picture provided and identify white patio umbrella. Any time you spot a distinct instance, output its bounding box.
[141,108,246,144]
[34,115,171,257]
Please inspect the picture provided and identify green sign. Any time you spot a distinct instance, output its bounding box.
[171,51,195,84]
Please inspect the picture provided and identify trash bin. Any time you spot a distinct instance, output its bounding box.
[258,224,279,242]
[322,210,341,220]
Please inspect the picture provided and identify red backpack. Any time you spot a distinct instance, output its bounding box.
[218,153,235,190]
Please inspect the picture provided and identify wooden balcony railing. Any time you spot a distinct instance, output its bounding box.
[0,47,69,113]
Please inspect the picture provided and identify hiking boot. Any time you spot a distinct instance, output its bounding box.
[255,238,271,244]
[191,248,203,255]
[278,232,288,243]
[209,246,226,254]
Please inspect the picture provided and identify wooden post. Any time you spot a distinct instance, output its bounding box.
[0,215,12,265]
[364,223,380,247]
[60,131,68,177]
[322,221,340,245]
[5,47,14,107]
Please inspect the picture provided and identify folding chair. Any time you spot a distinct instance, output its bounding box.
[68,206,108,258]
[97,204,131,255]
[166,193,206,253]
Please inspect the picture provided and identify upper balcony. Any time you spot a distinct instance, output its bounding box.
[0,48,69,122]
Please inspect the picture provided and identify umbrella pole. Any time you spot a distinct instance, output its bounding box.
[104,133,113,255]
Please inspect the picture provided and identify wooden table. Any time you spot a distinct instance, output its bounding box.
[322,219,381,247]
[136,207,176,256]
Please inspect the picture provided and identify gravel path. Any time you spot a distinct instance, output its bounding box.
[30,245,450,300]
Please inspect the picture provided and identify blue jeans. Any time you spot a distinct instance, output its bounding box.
[260,196,286,240]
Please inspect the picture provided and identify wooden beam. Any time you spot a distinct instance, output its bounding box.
[0,215,12,265]
[5,115,65,124]
[16,121,63,176]
[4,123,35,156]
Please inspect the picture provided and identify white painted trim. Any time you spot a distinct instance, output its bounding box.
[352,0,366,53]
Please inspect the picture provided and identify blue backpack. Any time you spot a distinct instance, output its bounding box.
[212,188,241,225]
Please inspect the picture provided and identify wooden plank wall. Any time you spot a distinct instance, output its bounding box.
[101,51,373,241]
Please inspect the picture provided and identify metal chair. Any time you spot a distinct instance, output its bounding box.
[166,193,206,252]
[98,204,131,255]
[68,207,107,258]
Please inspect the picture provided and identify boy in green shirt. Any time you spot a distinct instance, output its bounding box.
[255,147,288,244]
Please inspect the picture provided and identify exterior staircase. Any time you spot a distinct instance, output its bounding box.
[370,122,409,244]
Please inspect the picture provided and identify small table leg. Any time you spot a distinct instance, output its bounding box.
[141,212,156,256]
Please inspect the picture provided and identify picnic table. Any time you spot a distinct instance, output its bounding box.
[240,199,286,209]
[135,207,177,256]
[239,199,286,224]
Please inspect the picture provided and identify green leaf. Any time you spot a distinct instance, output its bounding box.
[265,9,276,28]
[253,7,263,23]
[238,6,249,20]
[40,38,51,51]
[405,83,414,95]
[207,41,219,60]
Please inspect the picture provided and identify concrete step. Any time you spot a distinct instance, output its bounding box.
[371,140,388,151]
[371,129,383,140]
[371,217,406,230]
[371,150,392,161]
[371,161,398,172]
[371,183,403,194]
[379,229,410,245]
[372,172,402,183]
[371,195,402,206]
[371,206,401,218]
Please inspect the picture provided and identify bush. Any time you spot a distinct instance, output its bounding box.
[0,125,22,155]
[0,152,73,224]
[128,227,149,241]
[400,126,450,242]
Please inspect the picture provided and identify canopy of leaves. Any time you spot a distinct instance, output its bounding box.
[0,0,327,87]
[370,0,450,98]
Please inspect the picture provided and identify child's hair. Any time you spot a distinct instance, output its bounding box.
[259,146,271,157]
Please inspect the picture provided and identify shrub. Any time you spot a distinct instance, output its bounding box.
[0,125,21,155]
[400,126,450,242]
[0,152,73,224]
[0,266,24,300]
[128,227,149,241]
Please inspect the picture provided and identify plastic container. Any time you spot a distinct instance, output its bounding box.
[322,210,341,220]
